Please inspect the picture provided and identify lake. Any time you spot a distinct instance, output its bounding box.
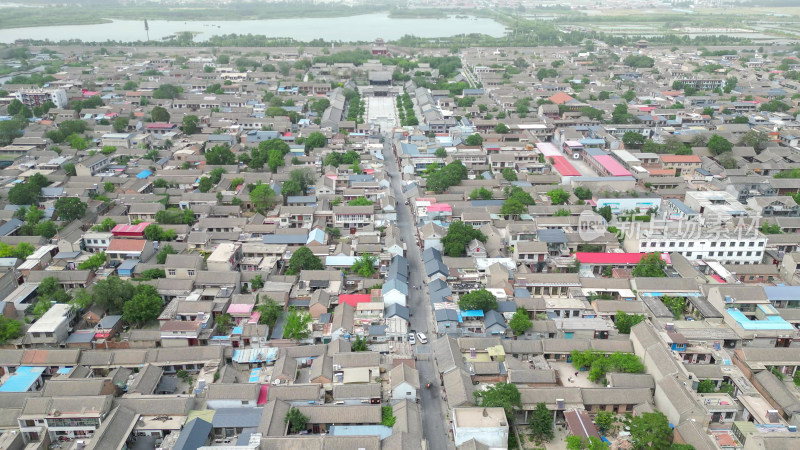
[0,14,507,44]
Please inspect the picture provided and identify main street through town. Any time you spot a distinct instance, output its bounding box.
[381,131,452,450]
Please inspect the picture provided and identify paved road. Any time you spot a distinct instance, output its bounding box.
[382,135,451,450]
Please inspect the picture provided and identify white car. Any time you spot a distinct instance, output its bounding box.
[416,332,428,344]
[408,333,416,344]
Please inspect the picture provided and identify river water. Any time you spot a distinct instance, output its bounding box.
[0,14,507,44]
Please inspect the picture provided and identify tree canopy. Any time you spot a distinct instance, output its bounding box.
[283,308,311,341]
[205,144,236,165]
[249,184,278,211]
[458,289,498,312]
[54,197,87,222]
[426,160,468,194]
[122,284,163,326]
[630,411,673,450]
[509,308,532,335]
[286,246,323,275]
[632,253,666,277]
[351,254,377,277]
[441,220,487,257]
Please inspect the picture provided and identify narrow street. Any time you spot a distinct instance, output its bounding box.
[382,133,452,450]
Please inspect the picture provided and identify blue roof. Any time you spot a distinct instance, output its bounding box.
[764,286,800,301]
[262,233,308,244]
[513,288,531,298]
[329,425,392,440]
[385,303,410,321]
[0,366,45,392]
[400,143,420,156]
[118,259,138,271]
[0,218,24,236]
[726,308,794,331]
[307,228,325,245]
[668,198,697,215]
[383,278,408,295]
[461,310,485,318]
[136,170,152,179]
[325,256,359,267]
[211,408,263,428]
[173,418,213,450]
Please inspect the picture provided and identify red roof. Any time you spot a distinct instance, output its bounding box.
[339,294,371,307]
[549,92,576,105]
[111,222,150,235]
[107,239,147,253]
[258,385,269,405]
[660,154,701,163]
[575,252,645,265]
[550,155,581,177]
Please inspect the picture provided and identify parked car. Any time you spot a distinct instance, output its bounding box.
[408,331,416,345]
[417,332,427,344]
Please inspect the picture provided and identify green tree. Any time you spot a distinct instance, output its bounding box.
[205,144,236,165]
[35,221,58,239]
[283,308,311,341]
[597,205,613,223]
[595,410,617,435]
[78,252,106,271]
[33,298,52,319]
[529,402,554,443]
[660,295,685,319]
[249,184,278,211]
[156,244,177,264]
[494,123,510,134]
[122,285,163,326]
[738,130,769,153]
[0,118,25,146]
[622,131,646,149]
[63,163,76,176]
[465,134,483,146]
[435,147,447,158]
[256,297,283,331]
[697,379,716,394]
[501,168,518,182]
[284,407,309,434]
[760,222,782,234]
[0,316,23,344]
[615,311,646,334]
[140,268,167,280]
[92,276,137,313]
[707,134,733,155]
[215,313,233,334]
[352,335,368,352]
[281,179,303,198]
[286,246,323,275]
[501,198,528,218]
[112,117,129,133]
[54,197,87,221]
[458,289,498,312]
[8,182,42,206]
[474,382,521,419]
[198,177,213,193]
[426,160,468,194]
[152,84,181,99]
[304,132,327,151]
[509,308,532,335]
[92,218,116,232]
[351,254,377,277]
[250,275,264,291]
[469,187,493,200]
[547,188,570,205]
[630,412,673,450]
[441,220,487,257]
[632,253,666,277]
[182,115,200,134]
[574,187,592,200]
[348,197,373,206]
[150,106,170,122]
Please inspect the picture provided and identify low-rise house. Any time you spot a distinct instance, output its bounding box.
[452,407,509,448]
[106,239,154,263]
[389,363,419,401]
[27,303,76,345]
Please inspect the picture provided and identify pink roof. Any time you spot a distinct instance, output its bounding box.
[564,140,583,148]
[257,385,269,405]
[227,303,254,315]
[535,142,561,157]
[550,156,581,177]
[593,155,632,177]
[711,275,726,283]
[427,204,452,212]
[339,294,371,307]
[145,122,176,130]
[575,252,645,265]
[111,222,150,234]
[249,311,261,324]
[81,89,99,97]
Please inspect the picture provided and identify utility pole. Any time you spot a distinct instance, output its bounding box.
[144,19,150,42]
